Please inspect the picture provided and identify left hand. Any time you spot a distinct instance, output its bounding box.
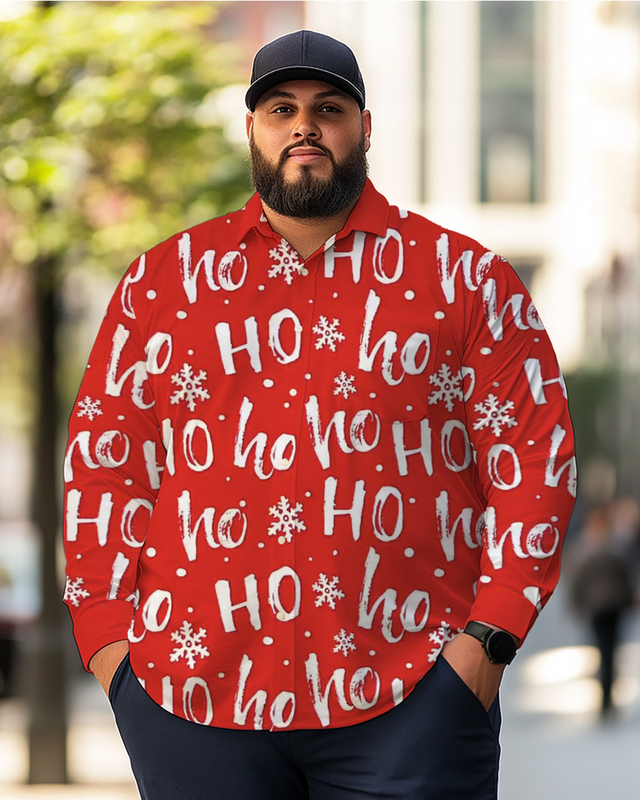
[441,631,507,711]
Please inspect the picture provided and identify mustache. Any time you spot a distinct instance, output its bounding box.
[279,140,335,167]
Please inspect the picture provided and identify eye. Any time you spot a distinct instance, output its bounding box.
[271,105,293,114]
[320,104,342,113]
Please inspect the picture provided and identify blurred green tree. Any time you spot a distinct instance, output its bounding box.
[0,0,251,783]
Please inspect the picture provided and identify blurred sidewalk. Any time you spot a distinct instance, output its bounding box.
[0,671,138,799]
[1,579,639,800]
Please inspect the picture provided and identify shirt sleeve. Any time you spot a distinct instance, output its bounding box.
[461,253,576,642]
[63,255,164,670]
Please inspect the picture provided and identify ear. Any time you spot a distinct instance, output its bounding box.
[362,109,372,152]
[245,112,253,140]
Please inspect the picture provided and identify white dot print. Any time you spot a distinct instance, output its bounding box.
[188,350,194,356]
[376,464,383,472]
[480,575,492,584]
[434,311,445,320]
[410,240,416,246]
[289,388,297,396]
[434,568,445,578]
[218,414,225,421]
[146,290,157,300]
[263,637,274,646]
[239,500,246,507]
[258,285,265,291]
[147,548,157,557]
[118,415,126,421]
[188,607,194,613]
[304,631,312,638]
[528,440,535,446]
[480,347,492,355]
[305,373,312,380]
[148,662,155,669]
[176,310,187,319]
[404,290,415,300]
[404,548,415,558]
[405,662,413,669]
[124,478,133,486]
[176,568,187,577]
[284,402,290,408]
[240,243,246,250]
[263,379,274,388]
[218,672,225,678]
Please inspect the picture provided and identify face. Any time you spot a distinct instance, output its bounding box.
[246,79,372,218]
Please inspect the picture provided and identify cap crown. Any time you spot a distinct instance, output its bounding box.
[245,30,365,110]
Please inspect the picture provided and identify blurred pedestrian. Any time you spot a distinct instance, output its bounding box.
[568,500,637,719]
[63,29,576,800]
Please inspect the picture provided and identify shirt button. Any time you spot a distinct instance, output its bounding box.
[277,611,287,621]
[300,267,309,276]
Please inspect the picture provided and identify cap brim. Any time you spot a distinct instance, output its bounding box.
[245,66,365,111]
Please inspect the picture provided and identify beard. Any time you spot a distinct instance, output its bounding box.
[249,133,368,219]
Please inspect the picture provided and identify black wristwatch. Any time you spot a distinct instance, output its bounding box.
[463,621,518,665]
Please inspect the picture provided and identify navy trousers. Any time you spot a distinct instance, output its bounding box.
[109,654,501,800]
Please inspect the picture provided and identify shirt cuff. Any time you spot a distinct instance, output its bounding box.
[465,584,540,642]
[71,600,134,671]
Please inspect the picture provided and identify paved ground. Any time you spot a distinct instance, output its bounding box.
[2,579,639,799]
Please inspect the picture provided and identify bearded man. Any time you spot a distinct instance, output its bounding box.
[64,30,575,800]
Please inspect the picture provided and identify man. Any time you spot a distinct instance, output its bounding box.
[64,30,576,799]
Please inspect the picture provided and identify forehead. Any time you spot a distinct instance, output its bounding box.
[256,79,356,108]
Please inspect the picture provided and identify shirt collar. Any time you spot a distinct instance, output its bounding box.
[233,178,390,247]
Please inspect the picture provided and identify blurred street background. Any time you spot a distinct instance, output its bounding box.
[2,1,640,797]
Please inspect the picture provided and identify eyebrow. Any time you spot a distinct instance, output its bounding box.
[259,88,351,105]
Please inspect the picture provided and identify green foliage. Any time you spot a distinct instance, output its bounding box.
[0,1,252,275]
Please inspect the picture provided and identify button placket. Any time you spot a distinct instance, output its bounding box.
[290,255,320,677]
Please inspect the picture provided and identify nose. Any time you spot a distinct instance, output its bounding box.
[292,109,320,140]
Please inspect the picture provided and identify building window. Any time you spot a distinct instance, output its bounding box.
[479,1,541,203]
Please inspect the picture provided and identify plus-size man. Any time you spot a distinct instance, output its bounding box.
[64,30,576,800]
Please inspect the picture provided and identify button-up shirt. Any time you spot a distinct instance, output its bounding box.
[63,179,576,730]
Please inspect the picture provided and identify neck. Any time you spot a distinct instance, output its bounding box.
[261,200,358,260]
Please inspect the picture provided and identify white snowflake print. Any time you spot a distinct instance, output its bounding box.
[63,577,90,608]
[427,621,463,662]
[169,621,210,669]
[268,495,306,542]
[333,371,356,400]
[428,364,463,411]
[268,239,305,285]
[76,396,103,422]
[473,393,518,437]
[333,628,356,657]
[312,316,345,352]
[170,363,210,412]
[312,574,345,609]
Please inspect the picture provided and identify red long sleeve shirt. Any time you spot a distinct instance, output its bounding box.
[63,179,576,730]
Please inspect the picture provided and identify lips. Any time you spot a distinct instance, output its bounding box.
[286,146,327,164]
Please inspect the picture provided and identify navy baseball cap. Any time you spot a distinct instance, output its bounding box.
[245,30,366,111]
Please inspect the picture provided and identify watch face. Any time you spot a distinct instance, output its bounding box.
[486,630,517,664]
